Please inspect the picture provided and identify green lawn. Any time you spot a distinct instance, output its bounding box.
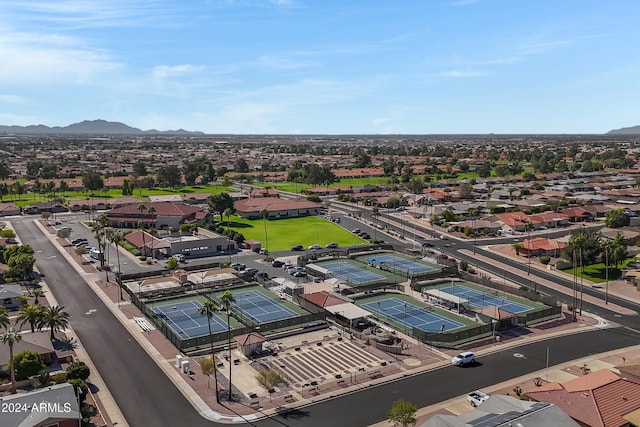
[561,258,635,283]
[227,215,366,251]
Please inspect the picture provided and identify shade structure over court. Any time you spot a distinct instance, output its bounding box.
[325,302,372,320]
[423,289,469,306]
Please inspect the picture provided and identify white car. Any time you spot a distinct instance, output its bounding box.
[451,351,476,366]
[467,390,489,407]
[308,244,322,251]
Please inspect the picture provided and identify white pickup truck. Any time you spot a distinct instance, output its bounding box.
[467,390,489,407]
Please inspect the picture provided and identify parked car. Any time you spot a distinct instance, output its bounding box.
[230,263,246,271]
[421,241,435,248]
[74,241,89,248]
[331,217,340,223]
[308,244,322,251]
[439,234,448,240]
[240,268,259,277]
[291,244,304,251]
[292,271,307,278]
[282,262,295,270]
[289,267,306,275]
[259,248,269,255]
[271,260,284,267]
[171,254,185,262]
[360,233,371,239]
[255,271,269,280]
[467,390,489,407]
[325,242,339,249]
[352,228,361,234]
[451,351,476,366]
[71,238,87,245]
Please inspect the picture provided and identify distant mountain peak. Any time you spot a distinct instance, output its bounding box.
[0,119,204,135]
[607,125,640,135]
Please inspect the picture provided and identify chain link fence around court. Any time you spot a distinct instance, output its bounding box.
[459,271,563,325]
[412,323,493,348]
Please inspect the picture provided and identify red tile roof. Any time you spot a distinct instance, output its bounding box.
[526,369,640,427]
[234,198,319,213]
[300,291,346,308]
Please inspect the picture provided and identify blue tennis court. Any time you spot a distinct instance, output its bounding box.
[154,300,228,339]
[362,297,463,333]
[231,290,299,324]
[438,284,532,313]
[366,254,438,275]
[319,260,386,285]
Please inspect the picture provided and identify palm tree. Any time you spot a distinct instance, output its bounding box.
[1,328,22,393]
[198,300,220,403]
[219,290,236,401]
[223,208,233,232]
[30,288,44,305]
[16,304,42,333]
[109,230,124,301]
[137,204,148,257]
[512,241,523,256]
[260,208,269,254]
[37,305,70,341]
[147,206,156,259]
[371,205,380,240]
[0,306,9,330]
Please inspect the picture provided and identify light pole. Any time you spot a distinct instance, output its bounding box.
[604,243,609,304]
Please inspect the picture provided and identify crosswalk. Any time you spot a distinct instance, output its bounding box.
[265,340,388,386]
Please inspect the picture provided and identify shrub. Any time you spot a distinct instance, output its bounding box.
[51,372,67,384]
[139,256,146,261]
[69,379,88,403]
[12,350,46,380]
[66,361,90,381]
[540,256,551,265]
[459,260,469,271]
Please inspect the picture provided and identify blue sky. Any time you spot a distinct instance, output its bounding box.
[1,0,639,134]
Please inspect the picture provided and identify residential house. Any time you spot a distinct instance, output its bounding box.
[125,227,236,258]
[0,331,56,371]
[421,394,580,427]
[0,383,81,427]
[0,202,20,216]
[559,206,594,222]
[521,237,567,257]
[525,369,640,427]
[0,284,23,309]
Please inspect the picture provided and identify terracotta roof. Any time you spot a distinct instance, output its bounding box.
[526,369,640,427]
[522,237,567,251]
[300,291,346,308]
[234,332,266,346]
[234,197,319,213]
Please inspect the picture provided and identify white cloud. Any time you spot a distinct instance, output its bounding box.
[151,64,206,80]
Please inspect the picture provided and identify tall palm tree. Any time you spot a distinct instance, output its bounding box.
[0,306,9,330]
[16,304,42,333]
[37,305,70,341]
[198,300,220,403]
[219,290,236,401]
[137,204,148,257]
[223,208,233,232]
[1,328,22,393]
[147,206,156,259]
[260,208,269,254]
[109,230,124,301]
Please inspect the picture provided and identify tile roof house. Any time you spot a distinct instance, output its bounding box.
[0,331,56,371]
[0,202,21,216]
[525,369,640,427]
[521,237,567,257]
[234,198,320,219]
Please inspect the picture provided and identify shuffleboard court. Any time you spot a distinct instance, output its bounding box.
[438,284,532,313]
[319,260,386,285]
[365,254,438,275]
[154,300,228,339]
[231,289,299,324]
[362,297,463,333]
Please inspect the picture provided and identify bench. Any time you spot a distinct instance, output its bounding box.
[250,400,261,409]
[283,394,295,403]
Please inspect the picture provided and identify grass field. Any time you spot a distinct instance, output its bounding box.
[228,215,366,251]
[5,184,235,208]
[560,258,634,283]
